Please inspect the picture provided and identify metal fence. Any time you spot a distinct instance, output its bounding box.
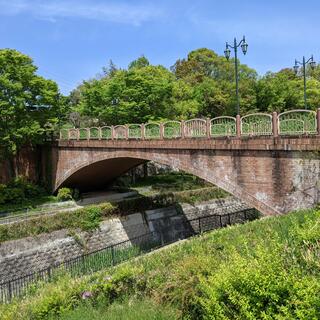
[0,208,257,303]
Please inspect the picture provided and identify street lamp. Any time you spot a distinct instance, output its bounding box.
[293,55,316,109]
[224,36,248,115]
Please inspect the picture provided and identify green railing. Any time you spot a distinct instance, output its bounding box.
[163,121,181,138]
[101,126,112,139]
[211,117,236,137]
[145,123,161,139]
[241,113,272,136]
[278,110,317,135]
[79,128,89,140]
[89,127,100,139]
[128,124,142,139]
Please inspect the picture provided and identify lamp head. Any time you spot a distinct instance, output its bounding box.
[310,55,316,69]
[241,36,248,55]
[224,44,231,60]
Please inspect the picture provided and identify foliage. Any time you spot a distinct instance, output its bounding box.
[51,298,178,320]
[57,188,73,202]
[1,209,320,320]
[0,177,46,206]
[126,172,211,192]
[0,49,64,170]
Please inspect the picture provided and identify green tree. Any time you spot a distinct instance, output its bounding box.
[172,48,257,116]
[74,61,175,124]
[0,49,61,176]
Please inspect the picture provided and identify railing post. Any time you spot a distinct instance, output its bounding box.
[206,118,211,138]
[98,127,102,140]
[8,281,12,302]
[236,115,241,138]
[111,126,115,140]
[87,128,90,141]
[125,125,129,140]
[181,120,185,139]
[111,245,115,265]
[272,112,278,138]
[317,108,320,136]
[59,130,62,140]
[141,124,145,140]
[77,129,80,140]
[160,123,164,139]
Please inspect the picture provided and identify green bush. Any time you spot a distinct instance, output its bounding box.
[0,177,46,207]
[57,188,73,201]
[79,206,102,231]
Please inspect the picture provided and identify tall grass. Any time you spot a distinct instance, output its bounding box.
[50,299,178,320]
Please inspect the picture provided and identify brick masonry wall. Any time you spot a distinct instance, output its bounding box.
[0,197,248,283]
[53,137,320,216]
[0,147,41,184]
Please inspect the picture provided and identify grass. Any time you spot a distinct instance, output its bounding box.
[1,207,320,319]
[49,298,178,320]
[0,195,58,215]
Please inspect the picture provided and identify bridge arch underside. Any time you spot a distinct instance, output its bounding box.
[54,148,320,216]
[58,157,147,191]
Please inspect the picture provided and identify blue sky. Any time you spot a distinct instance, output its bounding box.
[0,0,319,94]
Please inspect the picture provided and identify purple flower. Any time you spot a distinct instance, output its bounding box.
[81,291,93,300]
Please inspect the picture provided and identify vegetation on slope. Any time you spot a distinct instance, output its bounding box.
[0,187,227,243]
[1,208,319,319]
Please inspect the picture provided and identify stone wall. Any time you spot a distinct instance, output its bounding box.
[0,197,249,283]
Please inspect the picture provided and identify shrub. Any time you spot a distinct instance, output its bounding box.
[57,188,73,201]
[79,206,102,231]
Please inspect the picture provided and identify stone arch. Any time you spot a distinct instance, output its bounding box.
[54,148,281,216]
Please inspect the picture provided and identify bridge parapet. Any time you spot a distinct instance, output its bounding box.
[59,109,320,141]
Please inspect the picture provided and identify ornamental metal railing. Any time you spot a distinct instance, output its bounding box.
[241,113,272,136]
[0,208,258,303]
[210,116,237,137]
[278,110,317,135]
[59,109,320,140]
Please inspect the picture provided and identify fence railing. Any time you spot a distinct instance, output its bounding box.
[0,208,258,303]
[59,109,320,141]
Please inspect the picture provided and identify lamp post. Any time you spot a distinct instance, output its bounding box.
[293,55,316,109]
[224,36,248,115]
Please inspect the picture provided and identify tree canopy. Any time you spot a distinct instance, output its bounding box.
[69,47,320,128]
[0,49,63,171]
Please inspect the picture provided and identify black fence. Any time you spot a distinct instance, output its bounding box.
[0,208,258,303]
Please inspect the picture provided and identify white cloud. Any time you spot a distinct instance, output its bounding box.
[0,0,164,25]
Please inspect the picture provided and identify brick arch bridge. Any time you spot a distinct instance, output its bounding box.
[52,111,320,216]
[51,137,320,216]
